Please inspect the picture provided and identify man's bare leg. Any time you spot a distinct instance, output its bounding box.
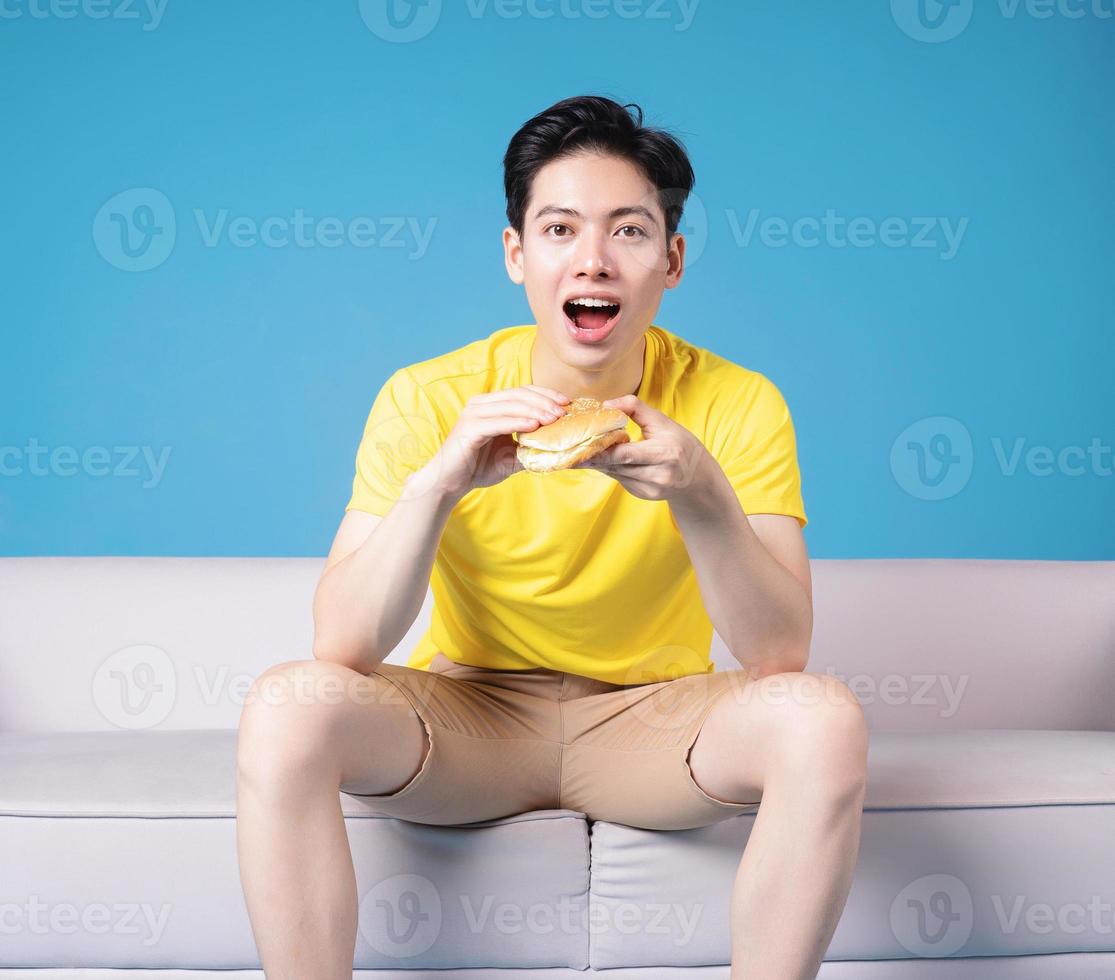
[235,659,430,980]
[687,670,869,979]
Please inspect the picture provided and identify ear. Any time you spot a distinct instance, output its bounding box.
[665,232,685,289]
[503,226,524,285]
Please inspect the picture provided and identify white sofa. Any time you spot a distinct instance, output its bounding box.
[1,556,1113,978]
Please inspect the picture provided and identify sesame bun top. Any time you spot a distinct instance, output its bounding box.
[516,396,629,452]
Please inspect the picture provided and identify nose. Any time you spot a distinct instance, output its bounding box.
[571,226,614,278]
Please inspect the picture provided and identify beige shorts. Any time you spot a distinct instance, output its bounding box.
[347,652,762,830]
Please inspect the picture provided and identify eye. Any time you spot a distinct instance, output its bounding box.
[617,225,646,239]
[545,223,572,237]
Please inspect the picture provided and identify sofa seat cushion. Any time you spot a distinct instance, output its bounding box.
[3,728,1113,971]
[0,730,592,970]
[587,729,1115,968]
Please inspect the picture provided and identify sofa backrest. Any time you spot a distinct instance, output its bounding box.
[0,557,1111,734]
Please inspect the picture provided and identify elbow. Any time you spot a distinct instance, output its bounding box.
[777,594,813,673]
[779,620,813,674]
[311,638,346,667]
[734,618,812,680]
[311,638,337,663]
[312,634,378,674]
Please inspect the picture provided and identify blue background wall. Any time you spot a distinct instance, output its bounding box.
[3,1,1112,558]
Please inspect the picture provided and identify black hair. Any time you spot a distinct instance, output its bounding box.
[502,95,695,246]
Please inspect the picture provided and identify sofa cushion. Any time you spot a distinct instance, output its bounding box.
[0,730,592,970]
[587,729,1115,968]
[3,728,1113,971]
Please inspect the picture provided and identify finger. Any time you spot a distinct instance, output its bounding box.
[472,415,545,439]
[473,390,568,415]
[590,444,657,467]
[523,384,572,405]
[474,397,566,423]
[600,394,662,430]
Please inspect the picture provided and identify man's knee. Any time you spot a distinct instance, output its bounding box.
[756,671,869,776]
[236,659,383,785]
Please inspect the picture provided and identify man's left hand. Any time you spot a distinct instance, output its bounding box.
[571,394,714,503]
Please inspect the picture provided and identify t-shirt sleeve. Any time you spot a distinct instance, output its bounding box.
[708,373,808,529]
[345,367,444,516]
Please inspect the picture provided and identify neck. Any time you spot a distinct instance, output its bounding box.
[531,329,647,402]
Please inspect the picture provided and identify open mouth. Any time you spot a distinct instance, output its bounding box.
[562,299,621,341]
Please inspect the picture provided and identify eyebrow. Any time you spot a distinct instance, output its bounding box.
[531,205,660,227]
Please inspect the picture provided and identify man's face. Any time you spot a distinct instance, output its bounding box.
[503,151,685,367]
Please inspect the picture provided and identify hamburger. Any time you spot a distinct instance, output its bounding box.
[516,396,631,473]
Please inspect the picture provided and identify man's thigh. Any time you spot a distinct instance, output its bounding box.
[559,668,763,831]
[341,659,563,827]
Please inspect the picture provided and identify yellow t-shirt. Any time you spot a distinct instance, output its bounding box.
[345,324,807,684]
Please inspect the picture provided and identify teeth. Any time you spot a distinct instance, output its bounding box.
[568,297,619,308]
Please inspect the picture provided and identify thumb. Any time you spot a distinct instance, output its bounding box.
[601,394,661,433]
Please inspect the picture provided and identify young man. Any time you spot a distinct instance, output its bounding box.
[237,95,868,980]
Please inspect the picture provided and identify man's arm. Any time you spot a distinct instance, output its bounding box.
[669,456,813,678]
[313,462,459,673]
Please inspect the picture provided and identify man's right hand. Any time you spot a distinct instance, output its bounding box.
[421,385,572,500]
